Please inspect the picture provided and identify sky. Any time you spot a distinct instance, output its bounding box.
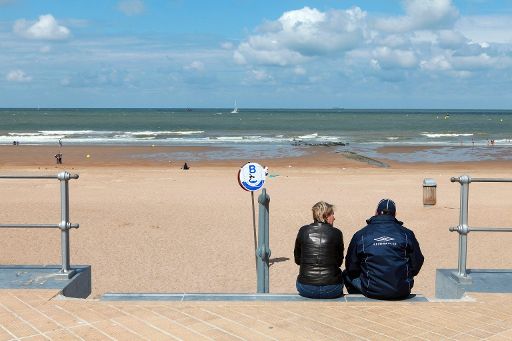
[1,0,512,109]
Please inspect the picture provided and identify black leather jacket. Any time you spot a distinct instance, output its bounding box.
[294,222,344,285]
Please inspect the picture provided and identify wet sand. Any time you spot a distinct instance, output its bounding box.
[1,145,511,298]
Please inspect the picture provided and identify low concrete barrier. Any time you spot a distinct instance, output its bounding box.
[101,292,428,302]
[0,265,91,298]
[436,268,512,299]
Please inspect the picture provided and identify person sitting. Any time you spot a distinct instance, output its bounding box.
[294,201,344,299]
[182,162,189,170]
[343,199,424,300]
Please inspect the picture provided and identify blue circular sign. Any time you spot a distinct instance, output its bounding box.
[238,162,266,191]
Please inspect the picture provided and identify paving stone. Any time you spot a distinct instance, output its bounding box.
[43,329,83,340]
[3,289,512,340]
[91,320,148,341]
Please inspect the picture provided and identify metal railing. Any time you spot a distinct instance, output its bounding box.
[256,188,271,293]
[450,175,512,281]
[0,171,79,279]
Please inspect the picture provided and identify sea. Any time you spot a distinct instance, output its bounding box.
[2,108,512,163]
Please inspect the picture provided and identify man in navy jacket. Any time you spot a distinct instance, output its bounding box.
[343,199,424,299]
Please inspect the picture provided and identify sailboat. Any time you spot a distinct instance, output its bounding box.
[231,100,239,114]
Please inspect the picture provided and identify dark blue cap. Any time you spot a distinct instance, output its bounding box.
[377,199,396,215]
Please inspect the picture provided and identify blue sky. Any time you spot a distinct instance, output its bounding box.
[1,0,512,108]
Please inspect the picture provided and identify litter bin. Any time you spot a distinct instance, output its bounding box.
[423,178,437,205]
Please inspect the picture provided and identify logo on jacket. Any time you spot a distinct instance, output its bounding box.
[373,236,397,246]
[374,236,394,242]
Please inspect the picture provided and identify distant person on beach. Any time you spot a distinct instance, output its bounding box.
[59,139,62,147]
[294,201,344,299]
[343,199,424,300]
[54,153,63,164]
[182,162,189,170]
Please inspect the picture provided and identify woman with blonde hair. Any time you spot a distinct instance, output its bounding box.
[294,201,344,298]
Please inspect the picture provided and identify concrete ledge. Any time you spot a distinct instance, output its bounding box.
[436,268,512,299]
[0,265,91,298]
[101,293,428,302]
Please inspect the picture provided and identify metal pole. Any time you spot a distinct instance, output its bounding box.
[469,227,512,232]
[256,188,271,293]
[263,190,270,292]
[58,171,72,275]
[251,191,257,271]
[0,224,60,228]
[457,175,470,278]
[0,175,58,179]
[0,171,79,279]
[471,178,512,182]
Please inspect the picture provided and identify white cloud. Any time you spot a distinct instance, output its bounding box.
[184,61,205,72]
[118,0,145,16]
[371,47,418,69]
[234,43,307,66]
[235,6,367,66]
[451,53,494,70]
[456,15,512,44]
[251,69,272,81]
[13,14,70,40]
[374,0,459,32]
[6,69,32,82]
[420,55,452,71]
[436,30,467,49]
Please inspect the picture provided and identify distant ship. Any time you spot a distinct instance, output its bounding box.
[231,100,239,114]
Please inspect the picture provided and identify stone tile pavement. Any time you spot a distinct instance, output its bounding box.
[0,290,511,340]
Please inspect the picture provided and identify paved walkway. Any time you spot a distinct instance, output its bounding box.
[0,290,511,340]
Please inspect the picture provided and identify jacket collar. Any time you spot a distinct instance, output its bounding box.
[366,214,403,226]
[310,221,332,228]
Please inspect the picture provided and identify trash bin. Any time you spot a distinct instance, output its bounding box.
[423,178,437,205]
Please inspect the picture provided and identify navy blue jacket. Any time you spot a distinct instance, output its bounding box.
[345,214,424,299]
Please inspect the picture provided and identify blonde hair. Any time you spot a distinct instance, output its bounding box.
[312,201,334,223]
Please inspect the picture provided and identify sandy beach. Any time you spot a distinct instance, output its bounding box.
[1,145,512,299]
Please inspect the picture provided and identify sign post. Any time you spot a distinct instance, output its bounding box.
[238,162,267,278]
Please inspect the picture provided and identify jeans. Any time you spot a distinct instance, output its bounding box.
[296,280,343,299]
[342,271,363,294]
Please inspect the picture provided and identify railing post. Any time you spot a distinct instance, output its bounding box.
[458,175,470,279]
[256,188,271,293]
[449,175,512,282]
[57,171,77,278]
[0,171,79,279]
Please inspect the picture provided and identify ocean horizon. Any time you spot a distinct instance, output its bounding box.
[2,108,511,145]
[2,108,512,163]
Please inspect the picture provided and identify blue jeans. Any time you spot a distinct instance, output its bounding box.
[296,280,343,299]
[342,271,363,294]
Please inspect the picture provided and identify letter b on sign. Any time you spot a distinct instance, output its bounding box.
[238,162,265,191]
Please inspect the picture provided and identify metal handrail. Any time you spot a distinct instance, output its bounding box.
[0,224,61,228]
[450,175,512,280]
[450,226,512,233]
[0,171,79,278]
